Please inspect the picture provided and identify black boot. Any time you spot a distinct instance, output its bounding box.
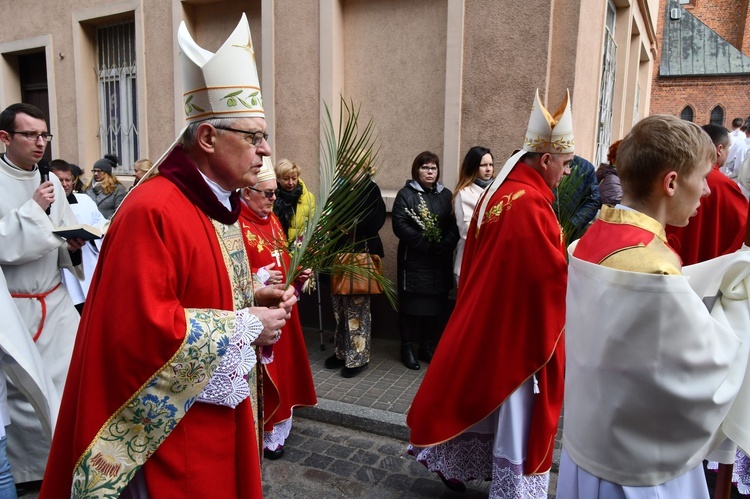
[401,342,420,370]
[418,342,434,363]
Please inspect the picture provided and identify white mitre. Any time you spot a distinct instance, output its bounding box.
[179,13,264,123]
[123,14,265,202]
[523,89,574,154]
[256,156,276,183]
[476,89,574,229]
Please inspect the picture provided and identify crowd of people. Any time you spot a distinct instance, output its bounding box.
[0,12,748,499]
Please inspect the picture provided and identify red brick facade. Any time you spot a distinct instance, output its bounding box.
[685,0,750,53]
[650,0,750,126]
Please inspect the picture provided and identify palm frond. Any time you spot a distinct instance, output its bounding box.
[553,160,596,246]
[283,96,397,308]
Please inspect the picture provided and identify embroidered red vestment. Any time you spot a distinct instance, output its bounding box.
[407,163,567,474]
[239,204,317,430]
[41,148,262,498]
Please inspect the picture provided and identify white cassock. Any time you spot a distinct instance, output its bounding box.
[0,155,81,482]
[61,193,107,305]
[559,247,750,498]
[0,268,59,438]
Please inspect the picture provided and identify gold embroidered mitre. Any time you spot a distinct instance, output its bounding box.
[523,89,574,154]
[256,156,276,183]
[475,88,574,230]
[179,13,264,123]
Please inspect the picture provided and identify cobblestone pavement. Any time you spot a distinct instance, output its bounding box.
[262,417,496,498]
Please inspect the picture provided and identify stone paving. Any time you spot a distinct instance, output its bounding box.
[262,417,493,498]
[303,327,424,416]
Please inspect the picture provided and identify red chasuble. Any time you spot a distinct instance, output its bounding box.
[407,163,567,474]
[41,147,262,498]
[239,204,317,431]
[666,165,748,265]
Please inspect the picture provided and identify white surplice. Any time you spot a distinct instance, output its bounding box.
[0,155,80,481]
[560,246,750,497]
[61,193,106,305]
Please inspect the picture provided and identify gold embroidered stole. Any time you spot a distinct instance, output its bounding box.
[71,220,258,497]
[210,219,263,455]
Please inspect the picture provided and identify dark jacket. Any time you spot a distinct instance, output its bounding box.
[341,179,387,257]
[596,163,622,206]
[86,183,127,219]
[391,180,458,295]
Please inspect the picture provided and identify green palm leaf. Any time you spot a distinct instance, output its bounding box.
[283,96,397,308]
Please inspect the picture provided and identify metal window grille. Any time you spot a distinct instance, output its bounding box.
[595,3,618,166]
[681,106,694,122]
[710,106,724,126]
[96,20,138,174]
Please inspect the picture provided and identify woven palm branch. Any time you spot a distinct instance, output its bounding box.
[283,97,397,307]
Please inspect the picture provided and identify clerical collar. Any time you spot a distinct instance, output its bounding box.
[2,154,31,172]
[67,192,78,204]
[157,145,241,224]
[198,170,233,210]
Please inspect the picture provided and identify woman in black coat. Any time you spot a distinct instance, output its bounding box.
[391,151,459,370]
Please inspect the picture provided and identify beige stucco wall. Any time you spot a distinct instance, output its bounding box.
[461,0,551,165]
[0,0,657,178]
[342,0,447,192]
[272,0,320,192]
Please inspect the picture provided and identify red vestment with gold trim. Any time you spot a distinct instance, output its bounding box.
[407,163,567,475]
[41,147,262,498]
[239,204,317,432]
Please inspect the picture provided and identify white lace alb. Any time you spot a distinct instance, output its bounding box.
[410,431,549,499]
[708,450,750,495]
[264,415,293,451]
[197,309,262,408]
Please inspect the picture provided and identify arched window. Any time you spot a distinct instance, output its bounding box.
[710,105,724,126]
[680,106,694,122]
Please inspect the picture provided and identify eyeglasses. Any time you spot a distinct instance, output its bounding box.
[213,126,268,147]
[419,165,438,172]
[92,169,104,174]
[247,186,278,199]
[9,131,53,142]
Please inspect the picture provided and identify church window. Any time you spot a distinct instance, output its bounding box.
[96,20,138,173]
[710,105,724,126]
[680,105,694,122]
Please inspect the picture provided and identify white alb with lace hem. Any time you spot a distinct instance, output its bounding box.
[264,415,293,451]
[198,308,262,408]
[409,379,549,498]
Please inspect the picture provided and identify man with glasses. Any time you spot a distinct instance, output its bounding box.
[42,15,295,499]
[0,102,84,488]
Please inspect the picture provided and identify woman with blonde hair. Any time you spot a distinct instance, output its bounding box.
[273,158,315,243]
[84,154,127,219]
[131,158,153,188]
[451,146,494,285]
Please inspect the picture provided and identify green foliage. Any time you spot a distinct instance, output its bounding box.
[283,97,397,308]
[553,159,593,246]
